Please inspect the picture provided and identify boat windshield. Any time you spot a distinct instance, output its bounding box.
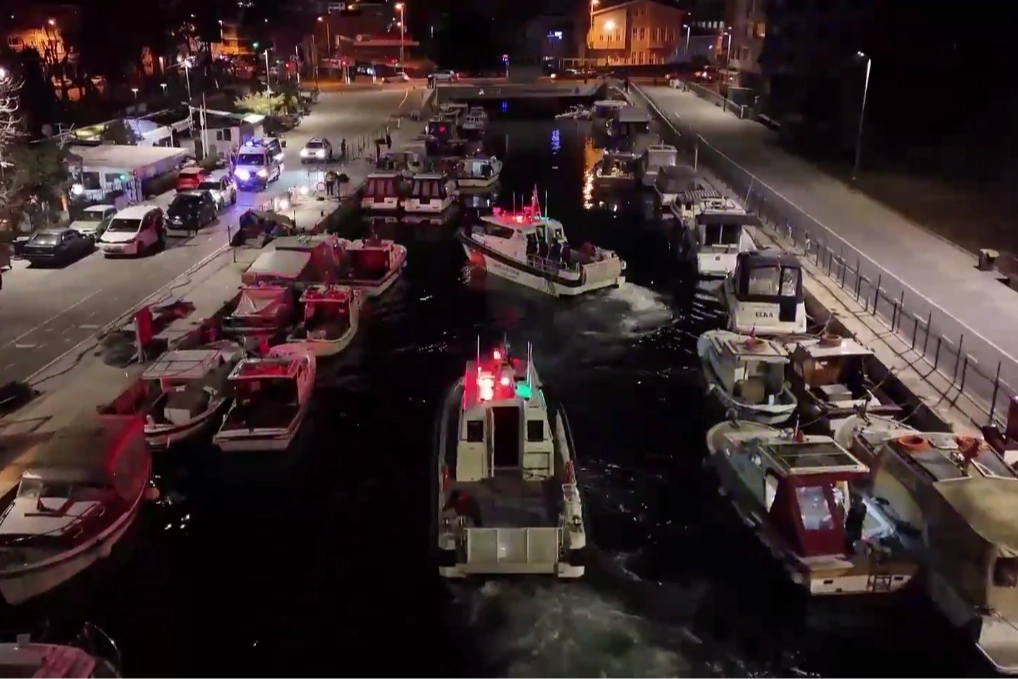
[702,223,742,246]
[747,265,799,296]
[17,478,72,500]
[796,485,847,531]
[234,377,299,406]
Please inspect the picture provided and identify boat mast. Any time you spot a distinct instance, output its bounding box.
[527,342,533,391]
[544,190,549,219]
[476,335,480,367]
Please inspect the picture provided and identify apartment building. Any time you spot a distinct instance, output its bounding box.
[586,0,686,66]
[725,0,764,88]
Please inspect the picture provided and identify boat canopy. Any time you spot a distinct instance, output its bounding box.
[233,286,289,319]
[142,349,224,382]
[792,336,874,360]
[229,356,301,381]
[22,414,145,486]
[761,438,870,478]
[300,284,353,305]
[246,249,311,282]
[733,250,803,300]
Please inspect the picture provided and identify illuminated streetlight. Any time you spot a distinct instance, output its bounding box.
[852,51,872,182]
[0,68,7,80]
[47,18,55,26]
[588,0,599,53]
[604,19,615,31]
[394,2,405,72]
[131,87,139,99]
[160,82,167,95]
[317,16,331,59]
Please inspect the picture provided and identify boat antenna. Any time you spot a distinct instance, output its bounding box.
[527,341,533,390]
[544,189,549,218]
[502,330,509,358]
[512,193,516,213]
[476,335,480,367]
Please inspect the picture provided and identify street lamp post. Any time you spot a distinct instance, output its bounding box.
[264,48,272,93]
[722,31,732,112]
[852,51,872,182]
[395,3,405,72]
[588,0,599,64]
[684,25,691,56]
[317,16,331,58]
[160,83,167,96]
[131,87,139,100]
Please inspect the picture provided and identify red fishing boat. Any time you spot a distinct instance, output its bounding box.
[340,238,406,298]
[288,284,364,357]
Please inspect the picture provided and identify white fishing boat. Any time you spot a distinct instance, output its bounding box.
[675,196,758,280]
[787,334,903,433]
[454,157,502,190]
[288,284,363,357]
[404,173,457,213]
[460,106,489,132]
[0,625,122,677]
[341,237,406,297]
[706,420,916,595]
[459,188,626,297]
[638,143,678,186]
[654,167,704,212]
[721,250,807,336]
[433,342,588,579]
[360,171,404,212]
[698,330,797,424]
[838,426,1018,672]
[213,345,316,453]
[0,415,155,605]
[121,341,244,449]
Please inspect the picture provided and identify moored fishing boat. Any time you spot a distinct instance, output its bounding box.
[212,345,316,453]
[706,419,916,596]
[287,284,363,357]
[433,342,588,578]
[0,415,156,605]
[697,330,797,425]
[340,237,407,297]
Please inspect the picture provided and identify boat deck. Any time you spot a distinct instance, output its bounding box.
[447,470,558,529]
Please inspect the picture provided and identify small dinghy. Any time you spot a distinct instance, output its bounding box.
[288,284,363,357]
[698,329,797,425]
[0,624,123,677]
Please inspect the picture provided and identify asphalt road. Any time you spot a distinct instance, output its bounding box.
[0,87,412,386]
[638,84,1018,414]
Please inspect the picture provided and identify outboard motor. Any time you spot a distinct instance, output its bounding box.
[844,495,868,553]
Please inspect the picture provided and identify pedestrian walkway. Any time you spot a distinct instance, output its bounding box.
[636,84,1018,425]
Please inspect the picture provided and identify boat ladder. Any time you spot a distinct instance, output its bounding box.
[866,571,895,593]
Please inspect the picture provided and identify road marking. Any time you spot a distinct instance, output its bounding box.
[0,287,105,353]
[78,324,100,329]
[15,344,37,349]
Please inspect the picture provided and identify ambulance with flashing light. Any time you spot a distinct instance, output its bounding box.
[233,144,283,191]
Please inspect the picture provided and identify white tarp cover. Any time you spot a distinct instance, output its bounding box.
[247,250,311,280]
[234,287,288,319]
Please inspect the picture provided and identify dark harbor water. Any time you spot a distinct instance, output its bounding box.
[2,102,993,677]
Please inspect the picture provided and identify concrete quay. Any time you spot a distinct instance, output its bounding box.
[632,83,1018,429]
[0,87,419,387]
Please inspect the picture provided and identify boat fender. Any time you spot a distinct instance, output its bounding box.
[897,434,929,452]
[955,436,981,461]
[144,486,161,502]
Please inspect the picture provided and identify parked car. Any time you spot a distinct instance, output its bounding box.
[98,205,167,257]
[384,72,410,83]
[430,70,458,83]
[300,138,334,164]
[167,191,218,234]
[176,167,208,192]
[22,228,94,267]
[196,174,238,210]
[69,204,118,240]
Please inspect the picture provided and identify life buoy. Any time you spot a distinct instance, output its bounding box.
[955,436,981,459]
[897,434,928,452]
[819,333,843,347]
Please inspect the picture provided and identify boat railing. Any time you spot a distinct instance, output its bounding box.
[527,254,579,275]
[0,502,108,557]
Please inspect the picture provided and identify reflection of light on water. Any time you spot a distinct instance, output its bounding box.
[582,171,594,210]
[501,100,508,112]
[551,129,561,154]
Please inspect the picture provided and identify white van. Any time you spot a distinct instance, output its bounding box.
[233,146,283,191]
[98,205,166,256]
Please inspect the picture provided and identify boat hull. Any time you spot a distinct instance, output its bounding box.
[0,488,147,606]
[457,174,500,190]
[404,197,455,214]
[288,316,359,358]
[460,232,623,298]
[361,197,401,211]
[144,398,229,449]
[697,336,797,425]
[213,408,306,453]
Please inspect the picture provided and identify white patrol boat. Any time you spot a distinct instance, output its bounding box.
[460,106,489,132]
[675,195,759,281]
[698,330,797,425]
[433,341,588,579]
[721,250,807,336]
[454,156,502,191]
[638,143,678,187]
[459,188,626,297]
[706,420,916,596]
[360,171,404,212]
[404,173,457,213]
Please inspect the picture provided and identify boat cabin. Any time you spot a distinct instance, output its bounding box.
[708,333,789,406]
[223,285,294,339]
[641,143,677,179]
[462,107,489,130]
[655,166,702,207]
[362,171,403,207]
[478,207,568,262]
[720,429,879,559]
[406,173,456,212]
[0,415,149,546]
[379,149,422,174]
[225,356,307,424]
[789,335,901,419]
[424,118,456,140]
[439,103,468,120]
[139,348,238,426]
[300,284,355,330]
[345,238,398,280]
[668,186,722,220]
[609,106,651,138]
[596,152,637,181]
[725,250,807,336]
[684,204,760,278]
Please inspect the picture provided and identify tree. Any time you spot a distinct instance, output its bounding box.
[235,92,284,116]
[2,142,71,230]
[0,74,23,228]
[101,120,142,145]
